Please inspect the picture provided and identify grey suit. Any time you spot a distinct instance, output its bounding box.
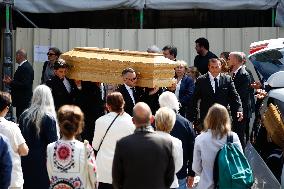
[112,126,175,189]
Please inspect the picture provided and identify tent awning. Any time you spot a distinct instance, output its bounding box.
[14,0,280,13]
[14,0,145,13]
[145,0,279,10]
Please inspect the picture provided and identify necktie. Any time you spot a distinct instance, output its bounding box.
[214,77,218,93]
[232,73,236,80]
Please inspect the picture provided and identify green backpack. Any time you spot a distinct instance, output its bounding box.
[213,133,254,189]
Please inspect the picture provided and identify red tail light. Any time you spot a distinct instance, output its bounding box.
[249,43,269,54]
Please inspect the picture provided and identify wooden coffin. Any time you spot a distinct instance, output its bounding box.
[60,47,177,88]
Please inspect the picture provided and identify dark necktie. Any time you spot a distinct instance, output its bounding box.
[232,73,236,80]
[214,77,218,93]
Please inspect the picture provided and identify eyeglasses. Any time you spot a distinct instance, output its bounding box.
[126,77,137,82]
[47,53,56,56]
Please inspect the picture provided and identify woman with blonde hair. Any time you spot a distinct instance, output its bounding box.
[155,107,183,189]
[47,105,97,189]
[186,66,201,82]
[191,103,242,189]
[169,60,195,119]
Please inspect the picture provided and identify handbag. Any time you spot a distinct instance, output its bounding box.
[95,113,120,155]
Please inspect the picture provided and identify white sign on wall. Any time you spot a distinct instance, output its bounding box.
[34,45,50,63]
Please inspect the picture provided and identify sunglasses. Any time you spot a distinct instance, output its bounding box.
[47,53,56,56]
[126,77,137,82]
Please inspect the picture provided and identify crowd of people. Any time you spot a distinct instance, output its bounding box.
[0,37,265,189]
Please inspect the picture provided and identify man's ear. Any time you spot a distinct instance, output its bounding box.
[150,115,155,124]
[132,117,136,125]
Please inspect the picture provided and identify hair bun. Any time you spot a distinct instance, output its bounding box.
[62,120,76,133]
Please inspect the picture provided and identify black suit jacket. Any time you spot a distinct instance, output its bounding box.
[112,129,175,189]
[233,66,252,119]
[45,76,79,110]
[189,73,242,122]
[11,61,34,108]
[116,84,144,116]
[170,114,196,178]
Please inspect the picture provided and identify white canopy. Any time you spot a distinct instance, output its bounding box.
[145,0,279,10]
[14,0,280,13]
[14,0,145,13]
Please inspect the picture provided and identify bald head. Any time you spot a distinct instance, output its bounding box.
[16,48,27,64]
[228,51,245,71]
[133,102,153,127]
[16,49,27,58]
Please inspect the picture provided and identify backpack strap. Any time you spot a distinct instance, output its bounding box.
[213,149,222,189]
[227,132,233,144]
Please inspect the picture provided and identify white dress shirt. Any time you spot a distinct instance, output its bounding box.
[192,129,243,189]
[63,77,71,93]
[124,84,135,105]
[92,112,135,184]
[232,65,243,79]
[156,131,183,188]
[208,72,220,93]
[15,60,27,71]
[175,79,182,100]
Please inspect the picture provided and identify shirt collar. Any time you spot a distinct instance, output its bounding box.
[18,60,27,67]
[124,83,133,90]
[134,126,154,133]
[233,65,243,75]
[208,72,220,80]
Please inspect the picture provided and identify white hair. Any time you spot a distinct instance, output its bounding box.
[21,85,58,135]
[159,91,180,112]
[147,45,161,53]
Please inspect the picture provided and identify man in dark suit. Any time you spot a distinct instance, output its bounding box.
[241,52,256,142]
[3,49,34,119]
[159,91,196,188]
[112,102,175,189]
[189,58,243,133]
[228,52,252,147]
[45,59,79,110]
[116,68,144,116]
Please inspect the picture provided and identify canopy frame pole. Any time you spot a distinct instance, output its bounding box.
[139,9,144,29]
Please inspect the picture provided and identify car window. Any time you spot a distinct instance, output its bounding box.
[250,48,284,81]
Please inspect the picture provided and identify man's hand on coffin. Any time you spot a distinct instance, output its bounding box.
[148,86,159,95]
[74,80,82,90]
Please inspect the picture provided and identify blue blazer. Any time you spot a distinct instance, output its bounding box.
[178,75,195,107]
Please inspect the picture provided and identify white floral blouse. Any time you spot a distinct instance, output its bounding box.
[47,139,97,189]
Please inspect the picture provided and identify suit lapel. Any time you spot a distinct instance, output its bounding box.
[233,67,242,81]
[218,74,225,88]
[122,85,135,106]
[205,74,215,95]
